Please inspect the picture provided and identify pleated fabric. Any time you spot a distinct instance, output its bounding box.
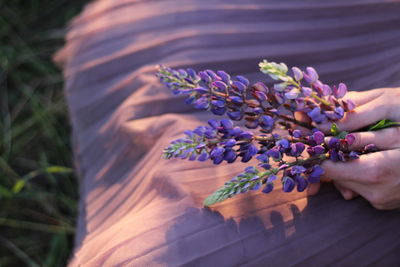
[55,0,400,266]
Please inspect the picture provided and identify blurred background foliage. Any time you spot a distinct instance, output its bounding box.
[0,0,87,266]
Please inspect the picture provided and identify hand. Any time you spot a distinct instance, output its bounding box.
[311,87,400,209]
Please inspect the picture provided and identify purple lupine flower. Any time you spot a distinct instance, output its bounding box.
[224,149,237,163]
[345,134,356,146]
[364,144,378,152]
[221,119,234,130]
[308,165,324,183]
[291,165,306,175]
[236,75,250,86]
[198,152,210,161]
[285,88,300,99]
[289,142,305,157]
[208,119,220,129]
[262,183,274,194]
[277,139,290,149]
[292,67,303,81]
[260,115,274,131]
[194,96,210,110]
[199,71,211,83]
[349,151,360,159]
[282,176,295,192]
[229,96,244,104]
[312,131,325,145]
[295,175,308,192]
[267,148,281,160]
[322,84,332,96]
[232,81,246,93]
[343,99,356,111]
[159,63,368,205]
[334,83,347,98]
[302,86,313,97]
[307,107,326,123]
[327,137,340,149]
[312,145,325,155]
[227,111,243,121]
[210,147,225,158]
[217,70,231,84]
[304,67,319,84]
[292,129,302,138]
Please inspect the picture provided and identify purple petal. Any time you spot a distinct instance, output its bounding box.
[292,67,303,81]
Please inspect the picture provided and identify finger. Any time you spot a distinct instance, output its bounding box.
[342,89,385,106]
[307,182,320,196]
[333,182,359,200]
[319,97,389,133]
[321,151,384,182]
[347,127,400,150]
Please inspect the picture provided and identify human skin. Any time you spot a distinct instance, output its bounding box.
[308,87,400,210]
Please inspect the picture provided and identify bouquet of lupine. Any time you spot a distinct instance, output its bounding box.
[156,60,384,206]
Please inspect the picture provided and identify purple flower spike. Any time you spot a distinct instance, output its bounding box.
[345,134,356,146]
[292,67,303,81]
[262,183,274,194]
[312,131,325,145]
[283,177,295,192]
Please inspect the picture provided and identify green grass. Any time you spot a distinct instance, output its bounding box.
[0,1,87,265]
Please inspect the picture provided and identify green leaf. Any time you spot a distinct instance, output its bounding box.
[336,131,348,139]
[203,188,230,206]
[45,166,73,174]
[368,119,400,131]
[12,180,26,193]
